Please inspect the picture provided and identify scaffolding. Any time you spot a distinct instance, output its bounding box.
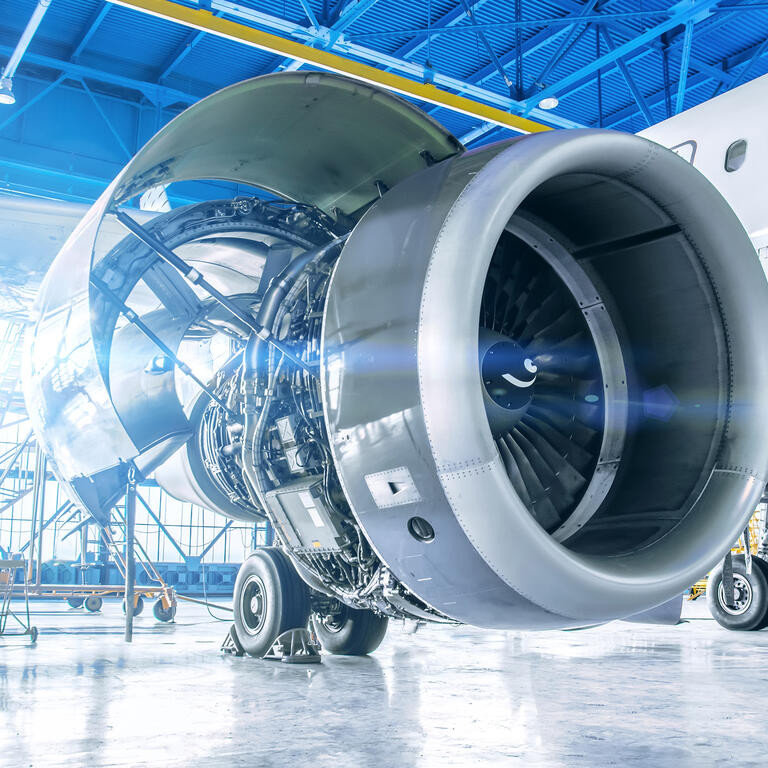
[0,311,266,632]
[0,557,37,643]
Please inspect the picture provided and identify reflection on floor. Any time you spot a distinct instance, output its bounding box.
[1,599,767,767]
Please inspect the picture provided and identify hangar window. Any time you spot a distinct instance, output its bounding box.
[725,139,747,172]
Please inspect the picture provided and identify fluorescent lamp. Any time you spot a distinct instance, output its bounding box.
[0,78,15,105]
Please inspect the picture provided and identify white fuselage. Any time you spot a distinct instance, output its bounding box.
[639,74,768,262]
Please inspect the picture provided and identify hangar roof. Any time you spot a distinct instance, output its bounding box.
[1,0,767,203]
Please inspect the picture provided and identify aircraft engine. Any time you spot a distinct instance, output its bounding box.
[23,73,768,631]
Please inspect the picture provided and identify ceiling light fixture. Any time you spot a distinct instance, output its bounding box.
[538,96,559,110]
[0,78,15,106]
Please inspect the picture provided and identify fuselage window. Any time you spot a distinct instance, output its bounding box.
[725,139,747,172]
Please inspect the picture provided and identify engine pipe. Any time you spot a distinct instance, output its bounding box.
[244,233,349,377]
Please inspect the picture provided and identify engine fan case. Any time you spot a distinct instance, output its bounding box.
[321,129,768,629]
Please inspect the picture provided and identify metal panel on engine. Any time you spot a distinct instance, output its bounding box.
[265,477,344,553]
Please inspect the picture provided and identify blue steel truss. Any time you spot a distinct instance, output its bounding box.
[0,0,766,203]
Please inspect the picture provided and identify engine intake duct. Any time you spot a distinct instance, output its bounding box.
[321,129,768,629]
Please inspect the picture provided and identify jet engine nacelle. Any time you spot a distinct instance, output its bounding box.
[322,129,768,627]
[23,73,768,629]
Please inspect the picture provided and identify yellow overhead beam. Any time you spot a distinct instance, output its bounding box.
[109,0,552,135]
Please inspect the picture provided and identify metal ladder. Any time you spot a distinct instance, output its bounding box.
[0,558,37,642]
[98,508,174,608]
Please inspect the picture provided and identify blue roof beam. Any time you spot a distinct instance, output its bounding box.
[403,0,606,138]
[78,78,132,160]
[719,36,768,93]
[675,19,695,114]
[197,0,581,128]
[531,0,599,97]
[349,2,768,44]
[451,0,637,141]
[271,0,382,72]
[0,45,201,108]
[460,0,742,143]
[460,0,515,93]
[154,10,226,81]
[0,73,66,134]
[518,0,724,114]
[297,0,321,30]
[602,35,768,128]
[600,26,655,126]
[70,4,111,61]
[391,0,494,62]
[328,0,381,35]
[349,10,678,43]
[521,0,754,114]
[513,0,523,98]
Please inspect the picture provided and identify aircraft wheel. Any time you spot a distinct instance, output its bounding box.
[707,555,768,631]
[122,596,145,616]
[750,557,768,630]
[153,599,176,623]
[84,596,102,613]
[232,548,310,657]
[312,603,388,655]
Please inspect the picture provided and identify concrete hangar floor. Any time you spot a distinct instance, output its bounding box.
[1,599,766,767]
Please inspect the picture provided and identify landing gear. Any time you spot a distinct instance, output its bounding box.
[84,596,102,613]
[312,602,388,655]
[707,555,768,631]
[232,548,310,657]
[153,599,176,623]
[122,596,144,616]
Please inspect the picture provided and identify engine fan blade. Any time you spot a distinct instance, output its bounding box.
[522,412,595,472]
[517,421,588,500]
[517,290,570,345]
[527,404,599,450]
[503,434,562,529]
[511,428,574,515]
[496,437,532,507]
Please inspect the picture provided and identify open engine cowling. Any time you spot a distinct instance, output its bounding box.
[22,72,768,629]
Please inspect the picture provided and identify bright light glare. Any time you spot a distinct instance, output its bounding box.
[0,78,15,106]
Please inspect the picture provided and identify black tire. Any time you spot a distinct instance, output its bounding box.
[67,597,84,609]
[122,596,145,616]
[232,548,310,658]
[153,599,176,623]
[84,596,102,613]
[707,555,768,631]
[312,604,388,655]
[751,556,768,630]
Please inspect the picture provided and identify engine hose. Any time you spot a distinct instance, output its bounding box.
[243,232,349,377]
[241,230,347,495]
[241,356,284,514]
